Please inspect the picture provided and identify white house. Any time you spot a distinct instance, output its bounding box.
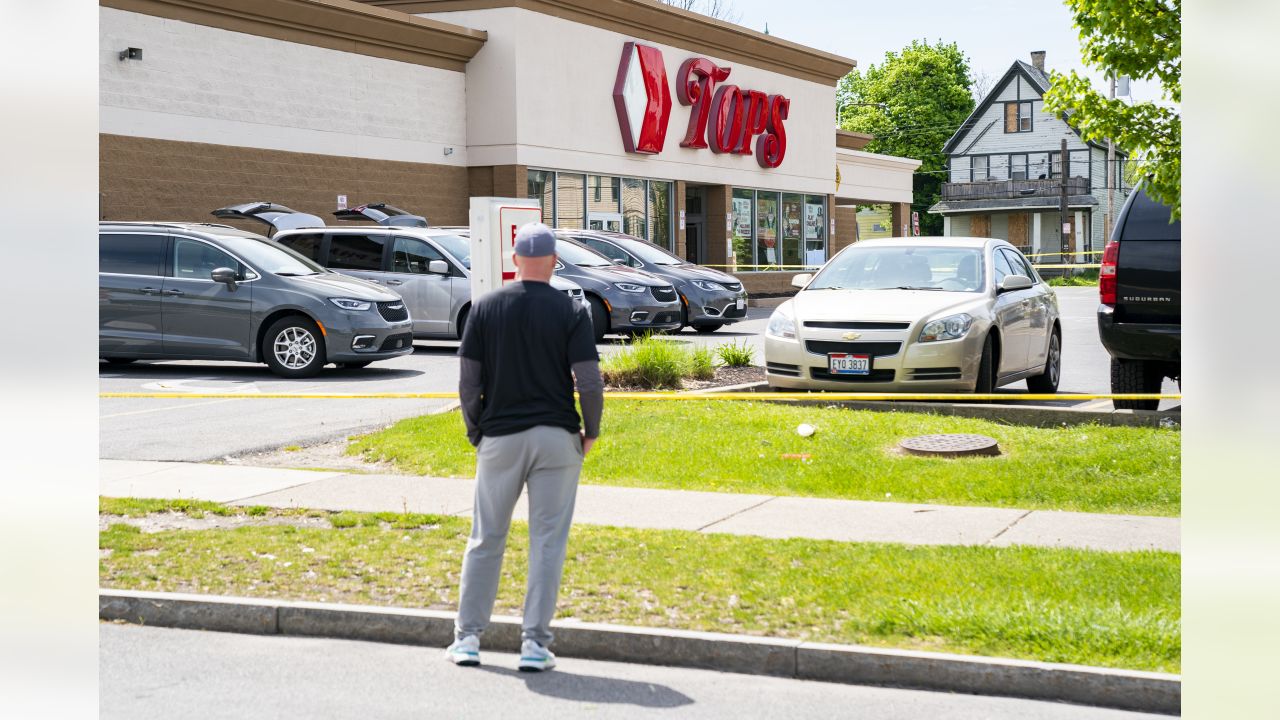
[929,52,1130,256]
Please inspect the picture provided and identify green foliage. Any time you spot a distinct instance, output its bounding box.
[1047,269,1100,287]
[351,401,1181,516]
[99,497,232,518]
[600,335,717,389]
[98,513,1181,671]
[837,40,975,235]
[1044,0,1181,217]
[715,340,756,367]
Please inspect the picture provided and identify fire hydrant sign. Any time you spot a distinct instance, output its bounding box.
[469,197,542,302]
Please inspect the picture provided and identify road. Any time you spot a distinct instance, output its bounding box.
[100,624,1160,720]
[98,287,1177,462]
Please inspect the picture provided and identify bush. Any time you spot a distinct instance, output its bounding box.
[716,340,755,367]
[1047,269,1100,287]
[688,346,715,380]
[600,335,689,389]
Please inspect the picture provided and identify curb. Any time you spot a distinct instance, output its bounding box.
[100,589,1179,714]
[734,384,1179,428]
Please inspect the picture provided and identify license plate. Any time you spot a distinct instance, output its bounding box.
[735,298,745,310]
[828,353,870,375]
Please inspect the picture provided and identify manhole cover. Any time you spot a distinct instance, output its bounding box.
[899,433,1000,458]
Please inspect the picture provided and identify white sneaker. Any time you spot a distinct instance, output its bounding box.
[517,639,556,672]
[445,635,480,666]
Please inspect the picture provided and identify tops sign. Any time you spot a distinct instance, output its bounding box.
[612,42,790,168]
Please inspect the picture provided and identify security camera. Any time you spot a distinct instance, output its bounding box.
[118,47,142,61]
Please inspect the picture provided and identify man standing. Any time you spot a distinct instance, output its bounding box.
[446,223,604,672]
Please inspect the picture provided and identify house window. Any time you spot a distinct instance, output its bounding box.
[1004,101,1033,133]
[1050,151,1090,179]
[1010,154,1028,180]
[972,156,989,181]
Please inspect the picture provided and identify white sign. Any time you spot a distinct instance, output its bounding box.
[1062,223,1072,234]
[830,218,836,238]
[725,212,732,232]
[468,197,542,302]
[336,194,348,210]
[679,209,686,230]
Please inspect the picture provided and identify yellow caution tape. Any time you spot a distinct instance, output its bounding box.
[99,392,1179,402]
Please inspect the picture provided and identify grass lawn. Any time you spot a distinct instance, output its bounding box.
[99,498,1180,673]
[1047,269,1101,287]
[347,401,1180,516]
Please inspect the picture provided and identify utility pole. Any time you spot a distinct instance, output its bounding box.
[1104,74,1116,245]
[1059,137,1071,266]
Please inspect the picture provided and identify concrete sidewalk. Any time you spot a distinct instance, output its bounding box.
[99,459,1179,553]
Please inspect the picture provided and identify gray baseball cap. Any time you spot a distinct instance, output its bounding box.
[514,222,557,257]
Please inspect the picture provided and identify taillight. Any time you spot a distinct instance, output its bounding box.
[1099,240,1119,306]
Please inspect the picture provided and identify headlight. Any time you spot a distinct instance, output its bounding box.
[329,297,373,311]
[918,313,974,343]
[766,307,797,340]
[692,280,722,292]
[613,283,646,293]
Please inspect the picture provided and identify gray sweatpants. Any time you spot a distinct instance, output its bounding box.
[455,425,583,646]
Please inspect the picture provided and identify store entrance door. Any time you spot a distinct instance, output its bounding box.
[588,212,623,233]
[684,185,706,264]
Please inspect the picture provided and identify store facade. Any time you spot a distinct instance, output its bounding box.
[99,0,919,283]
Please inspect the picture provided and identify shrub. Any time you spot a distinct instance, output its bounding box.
[1047,269,1100,287]
[600,335,689,389]
[688,346,715,380]
[716,340,755,367]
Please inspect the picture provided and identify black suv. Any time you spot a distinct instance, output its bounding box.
[1097,188,1180,410]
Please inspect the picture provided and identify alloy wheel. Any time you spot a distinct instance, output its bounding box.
[273,327,317,370]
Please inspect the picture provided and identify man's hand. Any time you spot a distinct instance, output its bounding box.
[580,432,597,457]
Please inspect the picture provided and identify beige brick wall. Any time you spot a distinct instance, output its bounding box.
[100,134,470,226]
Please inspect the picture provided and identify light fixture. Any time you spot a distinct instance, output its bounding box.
[442,147,454,156]
[119,47,142,61]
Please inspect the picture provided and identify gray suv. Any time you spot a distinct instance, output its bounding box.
[99,222,414,378]
[221,203,589,339]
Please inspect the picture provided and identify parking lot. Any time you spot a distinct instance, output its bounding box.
[99,287,1177,462]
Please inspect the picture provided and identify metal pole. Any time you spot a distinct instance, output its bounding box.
[1059,137,1070,267]
[1105,75,1116,246]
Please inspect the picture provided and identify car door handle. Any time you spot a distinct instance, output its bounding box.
[163,289,184,296]
[139,287,161,295]
[386,279,404,286]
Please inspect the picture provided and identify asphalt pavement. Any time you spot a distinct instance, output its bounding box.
[99,624,1163,720]
[98,287,1177,462]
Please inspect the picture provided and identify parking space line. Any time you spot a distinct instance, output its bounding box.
[99,397,243,419]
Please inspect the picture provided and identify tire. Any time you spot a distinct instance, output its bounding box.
[455,305,470,340]
[103,358,137,365]
[263,316,327,379]
[974,334,995,394]
[338,361,373,369]
[1026,330,1061,393]
[1111,357,1161,410]
[587,296,609,342]
[694,323,724,334]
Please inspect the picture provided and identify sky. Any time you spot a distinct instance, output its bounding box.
[719,0,1166,105]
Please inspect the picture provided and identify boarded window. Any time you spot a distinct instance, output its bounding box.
[1004,102,1019,132]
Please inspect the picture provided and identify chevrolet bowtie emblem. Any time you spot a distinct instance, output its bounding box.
[842,331,861,340]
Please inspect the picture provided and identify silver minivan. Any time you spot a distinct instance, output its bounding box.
[215,203,588,339]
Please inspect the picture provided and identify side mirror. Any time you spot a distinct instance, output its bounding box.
[791,273,813,289]
[210,267,238,289]
[427,259,449,275]
[999,274,1033,292]
[613,258,628,265]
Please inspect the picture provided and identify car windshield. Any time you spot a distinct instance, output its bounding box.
[431,233,472,269]
[808,246,985,292]
[220,236,328,275]
[555,239,613,267]
[612,237,686,266]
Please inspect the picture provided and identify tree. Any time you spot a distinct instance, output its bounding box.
[659,0,742,23]
[1044,0,1180,217]
[837,40,975,235]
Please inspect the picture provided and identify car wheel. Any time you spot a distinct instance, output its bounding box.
[1026,330,1061,393]
[974,334,995,394]
[103,358,137,365]
[1111,357,1161,410]
[338,361,373,369]
[694,323,724,334]
[263,316,326,379]
[456,305,470,341]
[587,296,609,342]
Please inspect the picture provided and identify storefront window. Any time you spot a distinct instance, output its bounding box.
[732,188,754,265]
[588,175,619,214]
[622,178,646,240]
[781,193,803,268]
[804,195,827,268]
[756,192,779,268]
[556,173,585,230]
[647,180,672,250]
[528,170,554,225]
